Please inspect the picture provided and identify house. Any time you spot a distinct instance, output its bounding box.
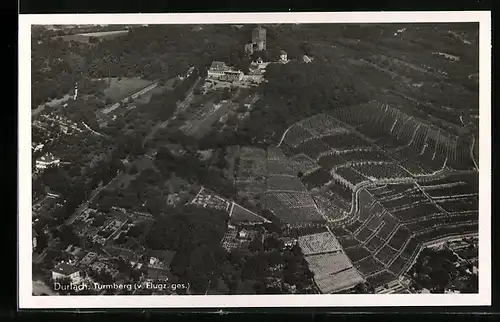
[32,228,38,250]
[46,192,60,199]
[207,61,229,78]
[186,66,195,77]
[303,55,313,63]
[280,237,297,248]
[165,143,186,156]
[279,50,289,63]
[473,265,478,275]
[148,250,177,270]
[52,262,83,284]
[244,43,254,55]
[239,228,251,240]
[36,153,60,170]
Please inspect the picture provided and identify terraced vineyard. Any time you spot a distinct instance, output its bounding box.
[276,104,479,289]
[330,173,478,288]
[263,147,325,225]
[298,232,365,293]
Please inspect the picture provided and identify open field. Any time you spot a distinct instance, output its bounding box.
[229,203,269,224]
[60,30,129,43]
[103,77,156,103]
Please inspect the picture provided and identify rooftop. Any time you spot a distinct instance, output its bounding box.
[148,249,177,266]
[209,61,227,71]
[52,262,80,276]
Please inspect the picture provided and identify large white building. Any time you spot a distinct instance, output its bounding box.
[35,153,60,170]
[207,61,243,82]
[52,262,83,284]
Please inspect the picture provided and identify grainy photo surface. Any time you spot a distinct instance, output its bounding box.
[19,12,491,309]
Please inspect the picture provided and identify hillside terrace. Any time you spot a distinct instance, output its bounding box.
[298,231,364,293]
[330,178,478,289]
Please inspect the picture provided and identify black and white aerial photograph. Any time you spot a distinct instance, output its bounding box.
[20,12,491,308]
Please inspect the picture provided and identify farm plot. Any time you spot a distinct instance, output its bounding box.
[437,197,478,213]
[313,192,350,221]
[424,184,478,198]
[328,100,476,173]
[355,227,374,243]
[184,101,233,139]
[366,213,385,231]
[301,168,333,190]
[414,222,478,245]
[236,147,267,179]
[400,237,421,259]
[328,103,376,127]
[299,113,346,136]
[379,194,427,210]
[400,158,436,176]
[263,192,325,224]
[305,252,354,275]
[298,232,343,255]
[329,180,355,202]
[387,226,412,250]
[338,236,360,249]
[388,255,410,276]
[230,203,268,224]
[389,202,442,222]
[352,162,410,180]
[366,236,385,252]
[267,176,305,192]
[419,173,479,187]
[267,160,295,176]
[288,226,329,238]
[366,270,396,287]
[290,154,321,174]
[345,220,364,234]
[334,167,367,186]
[404,212,477,234]
[356,256,386,276]
[292,138,332,160]
[344,246,371,263]
[375,215,400,240]
[318,154,348,170]
[313,267,365,294]
[330,226,352,239]
[322,133,372,151]
[375,245,399,266]
[297,231,365,293]
[282,124,314,147]
[104,77,155,103]
[336,149,390,163]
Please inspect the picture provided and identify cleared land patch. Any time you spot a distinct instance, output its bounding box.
[104,77,156,103]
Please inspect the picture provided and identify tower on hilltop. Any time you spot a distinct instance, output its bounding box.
[252,26,266,51]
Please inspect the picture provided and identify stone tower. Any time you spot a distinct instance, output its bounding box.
[252,26,266,51]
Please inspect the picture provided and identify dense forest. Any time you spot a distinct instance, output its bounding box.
[32,25,260,108]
